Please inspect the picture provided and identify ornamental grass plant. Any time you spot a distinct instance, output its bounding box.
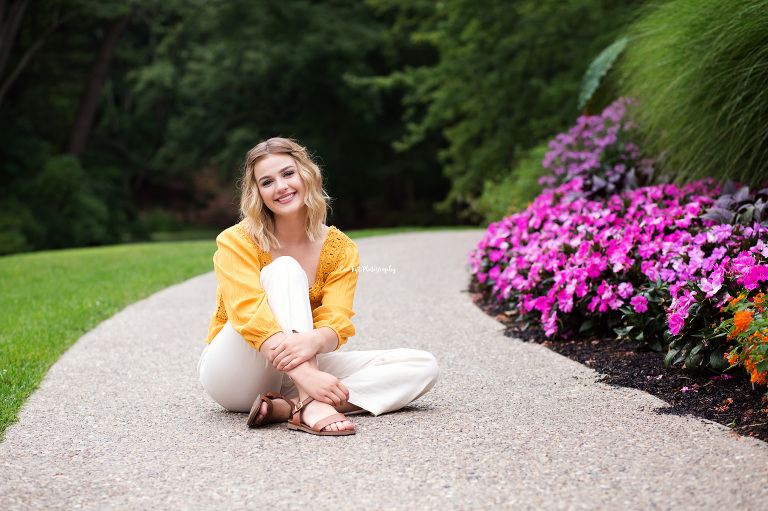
[619,0,768,188]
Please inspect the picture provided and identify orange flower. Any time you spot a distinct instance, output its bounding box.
[751,371,768,386]
[732,310,754,337]
[730,293,746,306]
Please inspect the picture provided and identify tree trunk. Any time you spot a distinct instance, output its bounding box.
[0,5,77,108]
[64,12,132,158]
[0,0,31,81]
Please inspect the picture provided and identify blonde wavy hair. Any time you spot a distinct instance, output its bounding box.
[240,137,330,251]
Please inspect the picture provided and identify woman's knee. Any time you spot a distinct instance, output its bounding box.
[261,256,308,293]
[264,256,302,277]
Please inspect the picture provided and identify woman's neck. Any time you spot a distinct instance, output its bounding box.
[273,213,308,247]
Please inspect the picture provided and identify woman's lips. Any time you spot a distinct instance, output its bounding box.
[275,192,296,204]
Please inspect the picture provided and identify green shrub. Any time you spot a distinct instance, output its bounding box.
[620,0,768,187]
[476,144,548,223]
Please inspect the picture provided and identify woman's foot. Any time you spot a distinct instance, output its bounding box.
[247,393,293,427]
[297,398,355,433]
[255,397,292,422]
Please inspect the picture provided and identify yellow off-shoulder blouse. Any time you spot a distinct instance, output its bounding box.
[204,221,359,351]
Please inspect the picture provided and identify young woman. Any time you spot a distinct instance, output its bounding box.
[198,137,439,436]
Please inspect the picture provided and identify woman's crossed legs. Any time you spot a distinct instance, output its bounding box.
[198,256,439,433]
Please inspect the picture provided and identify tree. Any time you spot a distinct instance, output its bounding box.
[366,0,642,216]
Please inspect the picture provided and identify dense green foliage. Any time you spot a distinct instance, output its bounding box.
[619,0,768,187]
[1,0,645,253]
[0,0,450,254]
[476,143,547,223]
[366,0,641,215]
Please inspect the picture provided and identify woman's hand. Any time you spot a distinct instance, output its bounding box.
[288,364,349,406]
[269,330,322,371]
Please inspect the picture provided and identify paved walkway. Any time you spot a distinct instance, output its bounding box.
[1,230,767,510]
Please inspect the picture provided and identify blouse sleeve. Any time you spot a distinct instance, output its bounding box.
[313,241,359,350]
[213,229,283,351]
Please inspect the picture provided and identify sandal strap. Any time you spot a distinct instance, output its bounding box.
[291,396,315,425]
[312,413,349,432]
[264,392,295,409]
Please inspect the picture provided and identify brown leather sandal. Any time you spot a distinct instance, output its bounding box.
[287,397,356,436]
[247,392,295,428]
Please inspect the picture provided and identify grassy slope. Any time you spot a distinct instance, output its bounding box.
[0,241,217,436]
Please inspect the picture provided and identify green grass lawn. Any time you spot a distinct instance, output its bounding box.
[0,226,476,438]
[0,241,217,437]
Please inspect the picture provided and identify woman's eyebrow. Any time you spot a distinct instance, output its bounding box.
[258,165,295,183]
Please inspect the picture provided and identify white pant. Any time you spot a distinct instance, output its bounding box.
[198,256,439,416]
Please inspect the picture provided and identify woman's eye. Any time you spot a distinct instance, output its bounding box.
[261,180,272,187]
[284,170,294,177]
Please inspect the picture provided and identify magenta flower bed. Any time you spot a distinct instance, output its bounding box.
[468,99,768,371]
[469,179,716,336]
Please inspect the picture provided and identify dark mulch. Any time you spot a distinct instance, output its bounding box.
[470,286,768,443]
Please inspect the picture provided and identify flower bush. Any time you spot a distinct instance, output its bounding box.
[721,291,768,402]
[468,98,768,378]
[468,178,718,341]
[540,97,653,199]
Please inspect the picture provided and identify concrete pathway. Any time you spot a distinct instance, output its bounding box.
[1,230,767,510]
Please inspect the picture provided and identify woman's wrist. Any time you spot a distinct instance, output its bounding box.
[286,358,314,380]
[314,327,339,354]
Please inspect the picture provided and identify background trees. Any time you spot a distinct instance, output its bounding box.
[0,0,643,254]
[365,0,642,218]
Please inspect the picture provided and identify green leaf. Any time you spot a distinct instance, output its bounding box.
[701,208,736,225]
[664,348,680,367]
[685,351,703,372]
[757,360,768,373]
[577,37,629,110]
[710,348,730,371]
[579,319,594,333]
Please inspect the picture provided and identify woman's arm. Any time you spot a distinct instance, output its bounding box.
[214,228,284,350]
[262,327,338,371]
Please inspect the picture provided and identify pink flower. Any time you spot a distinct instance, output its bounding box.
[489,250,505,262]
[699,267,724,298]
[617,282,634,299]
[630,295,648,313]
[668,311,687,336]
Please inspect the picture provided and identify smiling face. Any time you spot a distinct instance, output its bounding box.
[253,153,307,218]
